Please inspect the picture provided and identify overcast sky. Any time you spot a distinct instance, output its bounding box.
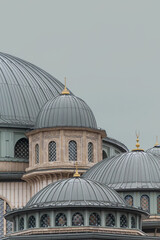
[0,0,160,150]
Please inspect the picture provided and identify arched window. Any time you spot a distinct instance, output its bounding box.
[55,213,67,226]
[120,215,127,228]
[40,214,50,227]
[69,141,77,161]
[48,141,56,162]
[157,195,160,214]
[124,195,133,206]
[89,213,101,226]
[14,138,29,159]
[102,150,108,159]
[72,212,84,226]
[88,142,94,162]
[0,199,12,237]
[35,144,39,164]
[140,195,150,212]
[19,217,24,230]
[131,216,136,228]
[106,214,115,227]
[28,216,36,228]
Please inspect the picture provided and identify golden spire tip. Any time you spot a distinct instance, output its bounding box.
[132,131,144,152]
[73,162,80,177]
[61,77,70,95]
[155,136,159,146]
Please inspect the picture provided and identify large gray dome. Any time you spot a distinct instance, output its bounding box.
[26,178,125,209]
[0,52,66,128]
[35,94,97,129]
[83,151,160,190]
[146,145,160,157]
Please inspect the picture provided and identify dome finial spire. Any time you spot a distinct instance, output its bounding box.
[155,136,159,146]
[132,131,144,152]
[61,77,70,95]
[73,161,80,177]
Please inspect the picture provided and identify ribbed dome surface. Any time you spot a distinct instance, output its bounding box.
[83,151,160,190]
[146,146,160,157]
[26,178,125,208]
[35,94,97,129]
[0,52,65,128]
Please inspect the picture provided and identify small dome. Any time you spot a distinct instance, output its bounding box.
[35,94,97,129]
[83,151,160,190]
[146,145,160,157]
[26,178,125,208]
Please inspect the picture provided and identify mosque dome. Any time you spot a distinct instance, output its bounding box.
[146,139,160,156]
[0,52,66,128]
[26,178,125,209]
[35,93,97,129]
[83,149,160,191]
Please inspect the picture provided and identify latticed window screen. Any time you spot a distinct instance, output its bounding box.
[72,213,84,226]
[40,214,50,227]
[19,217,24,231]
[89,213,101,226]
[88,142,94,162]
[28,216,36,228]
[14,219,16,232]
[55,213,67,226]
[157,196,160,214]
[14,138,29,159]
[35,144,39,164]
[124,195,133,206]
[102,150,108,159]
[69,141,77,161]
[6,203,12,234]
[120,215,127,228]
[0,199,12,237]
[48,141,56,162]
[141,195,150,212]
[131,216,136,228]
[106,214,115,227]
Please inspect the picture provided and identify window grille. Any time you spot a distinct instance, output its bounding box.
[131,216,136,228]
[141,195,150,212]
[40,214,50,227]
[6,203,12,234]
[35,144,39,164]
[28,216,36,228]
[14,219,16,232]
[120,215,127,228]
[89,213,101,226]
[55,213,67,226]
[88,142,93,162]
[48,141,56,162]
[124,195,133,206]
[14,138,29,159]
[0,199,4,237]
[157,195,160,214]
[106,214,115,227]
[19,217,24,231]
[69,141,77,161]
[72,212,84,226]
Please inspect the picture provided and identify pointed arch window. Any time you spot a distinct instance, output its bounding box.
[19,217,24,230]
[35,144,39,164]
[106,214,115,227]
[157,195,160,214]
[124,195,133,206]
[88,142,94,162]
[141,195,150,212]
[72,212,84,226]
[89,213,101,226]
[14,138,29,159]
[120,215,127,228]
[40,214,50,227]
[55,213,67,226]
[131,216,136,228]
[28,216,36,228]
[69,141,77,161]
[48,141,56,162]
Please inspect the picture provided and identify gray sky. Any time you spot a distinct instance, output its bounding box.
[0,0,160,150]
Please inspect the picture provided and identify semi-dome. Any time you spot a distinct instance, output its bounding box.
[26,177,125,209]
[83,150,160,190]
[0,52,66,128]
[35,93,97,129]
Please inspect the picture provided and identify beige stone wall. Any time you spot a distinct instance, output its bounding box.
[0,161,28,172]
[0,181,30,208]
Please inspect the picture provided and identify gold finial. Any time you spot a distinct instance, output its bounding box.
[132,131,144,151]
[73,162,80,177]
[61,77,70,95]
[155,136,159,146]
